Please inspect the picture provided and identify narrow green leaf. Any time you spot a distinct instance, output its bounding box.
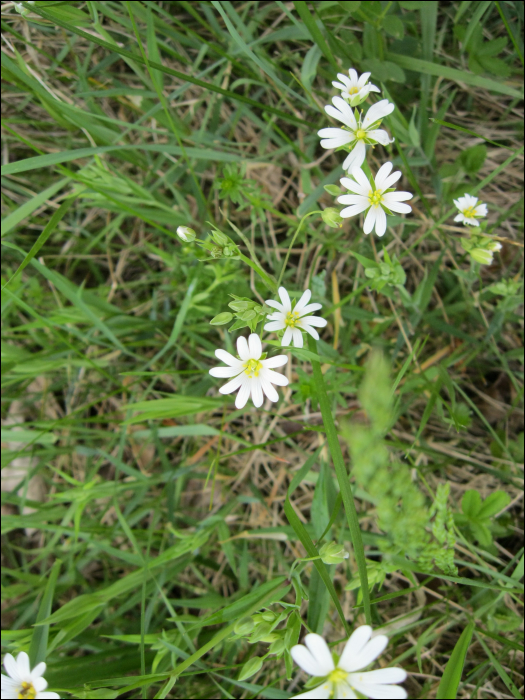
[28,560,62,666]
[436,622,474,699]
[307,334,371,623]
[293,2,338,72]
[1,178,70,237]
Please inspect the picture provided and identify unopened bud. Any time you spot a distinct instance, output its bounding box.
[470,248,494,265]
[322,207,344,229]
[212,230,229,247]
[176,226,196,242]
[210,246,223,258]
[233,617,255,636]
[319,541,350,565]
[14,1,35,15]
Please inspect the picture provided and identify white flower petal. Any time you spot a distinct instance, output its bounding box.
[383,201,412,214]
[335,681,358,699]
[362,100,394,128]
[357,71,370,86]
[350,681,407,699]
[303,635,335,675]
[218,374,245,396]
[299,316,328,328]
[366,129,392,146]
[333,80,349,91]
[378,170,402,191]
[343,141,366,171]
[320,131,354,149]
[474,203,488,216]
[382,191,413,203]
[30,663,46,683]
[265,299,285,311]
[33,676,48,692]
[349,68,359,84]
[338,194,368,205]
[292,328,303,348]
[453,213,464,222]
[262,355,288,369]
[277,286,292,311]
[292,682,332,699]
[1,676,19,694]
[351,668,407,685]
[351,167,372,192]
[251,378,263,407]
[262,368,289,386]
[339,626,373,672]
[340,202,370,219]
[363,207,377,235]
[259,375,278,402]
[264,320,286,332]
[281,326,294,346]
[4,654,24,684]
[339,177,369,196]
[374,162,394,189]
[374,207,387,237]
[248,333,262,359]
[36,694,60,700]
[209,366,243,378]
[294,289,312,314]
[298,303,323,316]
[214,349,242,368]
[235,377,251,409]
[303,325,320,340]
[344,636,389,672]
[237,336,250,361]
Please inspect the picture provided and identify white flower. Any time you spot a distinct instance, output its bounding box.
[337,163,413,237]
[209,333,288,409]
[453,194,488,226]
[176,225,196,242]
[318,98,394,172]
[291,627,407,699]
[264,288,327,349]
[332,69,380,106]
[14,1,35,16]
[1,652,60,699]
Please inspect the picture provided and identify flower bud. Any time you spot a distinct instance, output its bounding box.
[233,617,255,636]
[14,1,35,16]
[176,226,196,242]
[322,207,344,229]
[470,248,494,265]
[319,541,350,565]
[212,229,229,247]
[210,246,223,258]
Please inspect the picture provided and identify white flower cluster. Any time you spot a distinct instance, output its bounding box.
[1,652,59,699]
[318,68,413,238]
[209,286,327,409]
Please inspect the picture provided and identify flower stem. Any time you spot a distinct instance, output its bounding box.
[307,333,371,623]
[276,211,321,289]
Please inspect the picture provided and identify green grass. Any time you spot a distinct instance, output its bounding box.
[1,1,523,698]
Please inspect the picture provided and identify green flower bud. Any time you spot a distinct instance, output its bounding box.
[14,1,34,16]
[319,541,350,565]
[210,312,234,326]
[269,636,285,655]
[210,246,223,259]
[322,207,344,229]
[233,617,255,636]
[212,230,229,246]
[470,248,494,265]
[324,184,342,196]
[176,226,196,242]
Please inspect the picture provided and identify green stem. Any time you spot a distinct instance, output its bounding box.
[276,211,321,289]
[307,334,371,623]
[237,252,277,293]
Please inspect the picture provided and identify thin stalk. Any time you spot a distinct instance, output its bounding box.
[276,211,321,289]
[308,333,371,623]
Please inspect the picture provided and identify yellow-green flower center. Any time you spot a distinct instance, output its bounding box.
[463,206,477,219]
[244,358,263,377]
[18,682,36,700]
[355,128,367,140]
[328,667,349,684]
[285,311,300,328]
[369,189,383,207]
[348,86,359,95]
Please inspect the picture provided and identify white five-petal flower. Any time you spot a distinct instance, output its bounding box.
[209,333,288,409]
[337,163,413,237]
[291,627,407,700]
[453,193,488,226]
[332,69,380,106]
[318,97,395,172]
[1,652,60,699]
[264,287,327,349]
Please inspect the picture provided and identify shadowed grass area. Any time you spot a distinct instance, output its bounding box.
[1,1,523,698]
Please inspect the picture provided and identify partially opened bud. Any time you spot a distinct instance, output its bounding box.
[176,226,196,242]
[322,207,344,229]
[319,541,350,565]
[470,248,494,265]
